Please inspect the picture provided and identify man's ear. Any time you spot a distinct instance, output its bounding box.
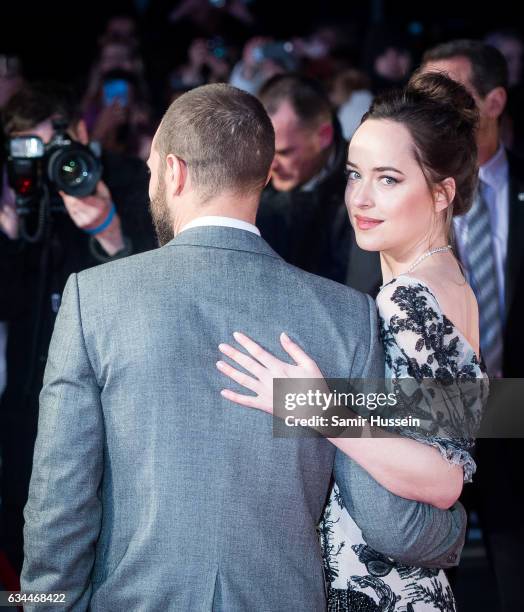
[74,119,89,145]
[317,121,334,150]
[484,86,507,120]
[434,177,456,213]
[166,154,188,197]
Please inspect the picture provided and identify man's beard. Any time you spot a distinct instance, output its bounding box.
[149,177,174,247]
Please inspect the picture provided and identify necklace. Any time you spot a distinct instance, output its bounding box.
[406,244,452,273]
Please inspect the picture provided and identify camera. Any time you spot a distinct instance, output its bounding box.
[251,41,297,71]
[6,119,102,216]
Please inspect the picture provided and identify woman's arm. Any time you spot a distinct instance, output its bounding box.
[329,432,463,510]
[217,332,463,510]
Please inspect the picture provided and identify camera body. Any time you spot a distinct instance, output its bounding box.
[7,120,102,215]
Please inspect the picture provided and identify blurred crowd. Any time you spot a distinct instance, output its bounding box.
[2,10,524,159]
[1,3,524,610]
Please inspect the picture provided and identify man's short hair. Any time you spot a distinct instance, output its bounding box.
[258,74,333,128]
[155,83,275,201]
[2,82,81,135]
[422,39,509,97]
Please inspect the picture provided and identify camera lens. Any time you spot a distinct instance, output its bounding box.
[47,144,102,197]
[59,157,89,187]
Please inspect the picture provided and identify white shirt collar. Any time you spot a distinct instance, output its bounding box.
[479,143,508,192]
[179,215,260,236]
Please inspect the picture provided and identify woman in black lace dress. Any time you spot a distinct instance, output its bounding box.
[216,72,488,610]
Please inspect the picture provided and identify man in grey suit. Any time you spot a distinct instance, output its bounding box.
[21,84,466,611]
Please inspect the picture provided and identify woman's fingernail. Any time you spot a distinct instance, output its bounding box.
[281,332,289,341]
[216,361,224,369]
[233,331,241,339]
[218,344,226,352]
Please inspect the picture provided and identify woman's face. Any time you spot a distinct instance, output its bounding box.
[345,118,440,258]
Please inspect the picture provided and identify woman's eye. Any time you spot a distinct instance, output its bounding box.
[346,169,360,180]
[380,175,398,186]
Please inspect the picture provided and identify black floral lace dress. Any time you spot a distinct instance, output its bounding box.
[320,275,488,612]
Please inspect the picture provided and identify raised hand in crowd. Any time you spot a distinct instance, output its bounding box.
[0,172,18,239]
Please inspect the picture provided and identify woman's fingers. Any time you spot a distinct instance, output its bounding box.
[280,332,320,373]
[216,360,260,393]
[232,331,284,370]
[218,342,266,380]
[220,388,261,409]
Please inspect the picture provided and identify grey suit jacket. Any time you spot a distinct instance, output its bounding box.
[21,226,466,611]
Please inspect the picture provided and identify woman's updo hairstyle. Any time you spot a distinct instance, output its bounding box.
[360,71,479,225]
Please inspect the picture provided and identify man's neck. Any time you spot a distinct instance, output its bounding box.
[173,195,259,236]
[478,126,501,166]
[299,144,335,192]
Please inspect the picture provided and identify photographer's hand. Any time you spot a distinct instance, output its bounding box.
[60,180,125,256]
[0,177,19,240]
[241,37,271,79]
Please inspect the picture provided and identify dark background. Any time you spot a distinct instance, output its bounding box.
[1,1,520,83]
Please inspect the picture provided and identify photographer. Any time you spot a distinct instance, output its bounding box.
[229,37,290,94]
[169,37,232,90]
[0,82,157,573]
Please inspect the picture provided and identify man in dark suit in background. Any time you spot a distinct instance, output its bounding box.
[422,40,524,612]
[256,74,381,295]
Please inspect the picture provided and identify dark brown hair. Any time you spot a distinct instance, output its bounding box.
[155,83,275,201]
[2,82,81,135]
[361,71,479,226]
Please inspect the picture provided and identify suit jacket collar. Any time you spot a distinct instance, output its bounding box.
[165,225,281,260]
